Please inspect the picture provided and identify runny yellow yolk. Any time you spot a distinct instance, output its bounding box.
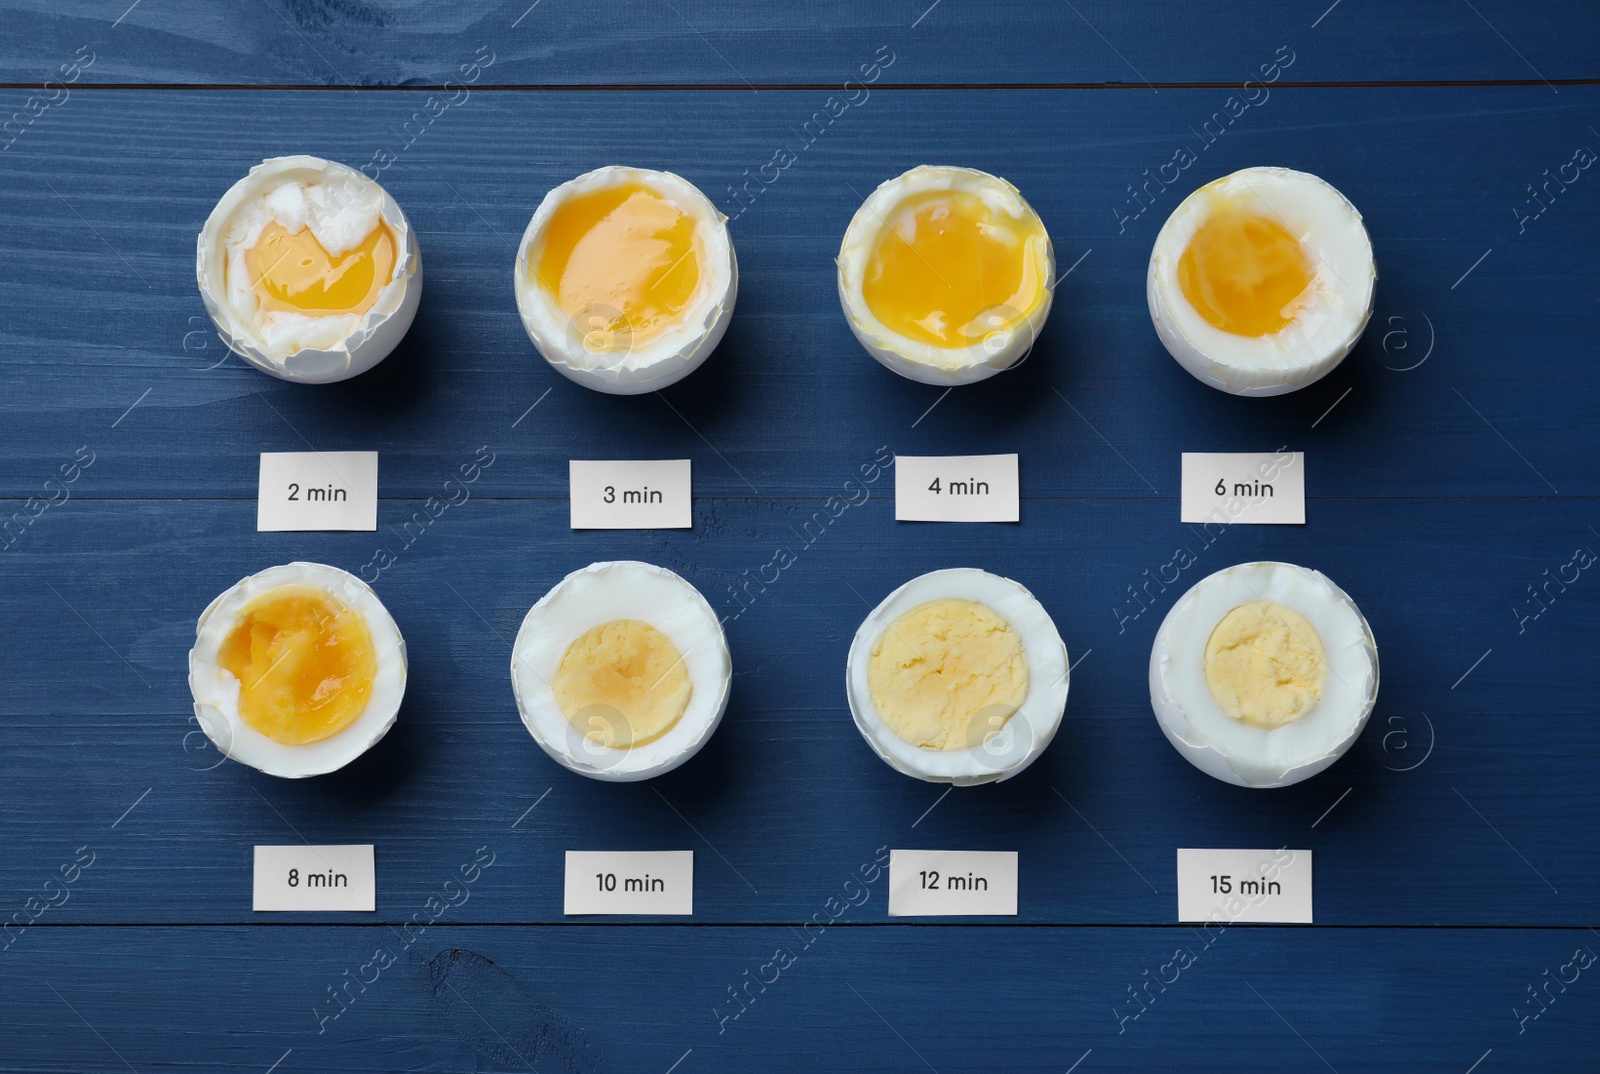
[246,220,396,316]
[1203,601,1327,729]
[535,184,701,349]
[218,585,377,746]
[862,189,1046,348]
[552,619,692,749]
[1177,204,1316,337]
[867,598,1030,751]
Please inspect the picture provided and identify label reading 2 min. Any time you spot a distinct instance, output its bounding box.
[895,454,1020,522]
[569,460,692,529]
[257,451,378,532]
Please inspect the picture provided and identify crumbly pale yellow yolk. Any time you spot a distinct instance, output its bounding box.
[246,220,396,316]
[867,598,1030,750]
[1203,601,1327,729]
[862,189,1046,348]
[552,619,692,749]
[535,183,701,349]
[217,585,377,746]
[1177,204,1316,337]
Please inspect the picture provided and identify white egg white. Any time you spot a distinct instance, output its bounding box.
[188,562,407,779]
[837,166,1056,386]
[511,561,732,782]
[1149,561,1378,788]
[845,568,1068,785]
[1147,167,1375,396]
[514,167,737,395]
[196,155,421,383]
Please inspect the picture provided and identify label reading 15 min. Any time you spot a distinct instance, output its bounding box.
[569,459,692,530]
[895,454,1020,522]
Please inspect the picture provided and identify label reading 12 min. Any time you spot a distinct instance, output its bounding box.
[569,459,692,529]
[888,850,1018,916]
[895,454,1020,522]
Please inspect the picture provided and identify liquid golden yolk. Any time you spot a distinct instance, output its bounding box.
[218,585,377,746]
[246,220,396,316]
[552,619,692,749]
[867,598,1030,751]
[862,190,1045,348]
[535,184,701,349]
[1177,205,1315,337]
[1203,601,1327,729]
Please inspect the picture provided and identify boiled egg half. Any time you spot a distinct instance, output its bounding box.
[846,568,1068,784]
[197,156,421,383]
[1147,167,1375,396]
[188,562,407,778]
[511,561,732,781]
[838,166,1056,386]
[515,167,737,395]
[1149,561,1378,788]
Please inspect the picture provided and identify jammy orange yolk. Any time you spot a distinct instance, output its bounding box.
[1177,205,1315,337]
[862,189,1045,348]
[218,585,377,746]
[246,220,396,316]
[535,183,701,349]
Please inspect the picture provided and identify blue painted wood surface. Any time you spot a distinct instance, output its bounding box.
[3,2,1599,1070]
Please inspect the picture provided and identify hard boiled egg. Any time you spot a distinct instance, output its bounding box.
[846,568,1068,785]
[1147,167,1375,396]
[197,156,421,383]
[514,167,737,395]
[1149,561,1378,788]
[838,166,1056,385]
[511,561,732,781]
[188,562,407,778]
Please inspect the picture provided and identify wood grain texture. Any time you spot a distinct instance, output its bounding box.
[0,0,1596,86]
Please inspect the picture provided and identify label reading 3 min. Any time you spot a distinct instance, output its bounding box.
[563,850,693,915]
[569,459,692,529]
[1180,451,1305,525]
[895,454,1020,522]
[888,850,1018,916]
[257,451,378,532]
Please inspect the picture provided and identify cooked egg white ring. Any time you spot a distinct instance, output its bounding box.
[846,568,1068,785]
[837,166,1056,386]
[196,155,421,384]
[514,167,737,395]
[511,561,732,782]
[1147,167,1375,397]
[1149,562,1378,788]
[187,562,407,779]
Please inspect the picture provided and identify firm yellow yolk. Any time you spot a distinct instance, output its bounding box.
[247,220,396,316]
[1177,205,1315,337]
[1203,601,1327,729]
[867,598,1030,751]
[553,619,692,749]
[218,585,377,746]
[862,190,1046,348]
[535,184,701,349]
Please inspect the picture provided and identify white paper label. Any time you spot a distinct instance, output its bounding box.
[563,851,693,915]
[252,845,376,911]
[895,454,1020,522]
[1180,451,1305,525]
[1176,848,1312,924]
[569,460,692,529]
[257,451,378,532]
[888,850,1018,916]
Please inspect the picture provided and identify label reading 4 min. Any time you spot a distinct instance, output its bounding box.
[895,454,1020,522]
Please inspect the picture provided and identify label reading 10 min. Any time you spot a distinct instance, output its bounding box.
[563,850,693,915]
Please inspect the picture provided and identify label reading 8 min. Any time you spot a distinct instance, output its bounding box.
[252,845,376,912]
[895,454,1020,522]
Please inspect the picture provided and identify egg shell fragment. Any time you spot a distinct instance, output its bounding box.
[196,155,421,384]
[846,568,1069,785]
[514,167,738,395]
[188,562,407,779]
[511,561,732,782]
[1149,561,1379,788]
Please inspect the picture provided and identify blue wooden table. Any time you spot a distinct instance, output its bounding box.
[3,2,1598,1070]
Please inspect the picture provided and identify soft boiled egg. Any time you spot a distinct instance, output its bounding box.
[197,156,421,383]
[1149,561,1378,788]
[188,562,407,778]
[838,166,1056,386]
[846,568,1068,785]
[514,167,737,395]
[1147,167,1375,396]
[511,561,732,781]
